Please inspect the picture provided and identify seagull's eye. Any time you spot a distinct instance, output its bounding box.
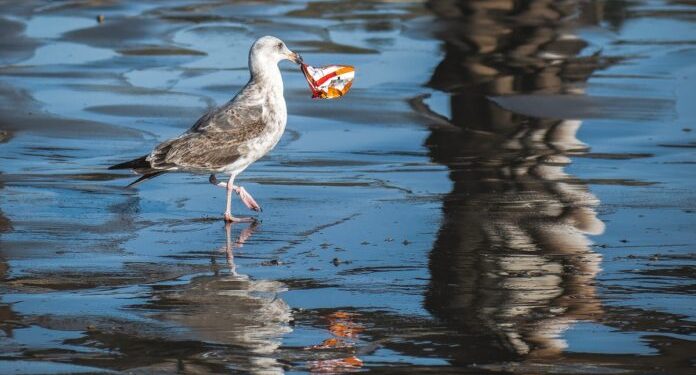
[277,42,283,50]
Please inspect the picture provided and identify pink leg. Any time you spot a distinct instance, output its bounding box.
[210,174,262,213]
[234,186,261,212]
[211,174,256,222]
[223,175,235,222]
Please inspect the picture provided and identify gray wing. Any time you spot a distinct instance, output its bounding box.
[147,88,266,171]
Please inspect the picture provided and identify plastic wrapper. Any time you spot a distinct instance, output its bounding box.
[301,64,355,99]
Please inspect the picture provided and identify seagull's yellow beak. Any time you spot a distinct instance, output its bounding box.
[287,51,303,65]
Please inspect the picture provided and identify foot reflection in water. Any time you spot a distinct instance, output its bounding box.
[222,221,258,277]
[147,222,292,374]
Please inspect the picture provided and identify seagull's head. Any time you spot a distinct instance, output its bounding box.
[250,36,303,69]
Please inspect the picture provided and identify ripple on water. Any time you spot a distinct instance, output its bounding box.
[22,42,115,66]
[23,16,96,39]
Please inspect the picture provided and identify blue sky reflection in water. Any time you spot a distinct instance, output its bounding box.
[0,0,694,374]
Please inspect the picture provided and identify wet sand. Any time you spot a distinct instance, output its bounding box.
[0,0,694,374]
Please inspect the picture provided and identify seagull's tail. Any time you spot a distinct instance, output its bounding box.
[109,155,167,187]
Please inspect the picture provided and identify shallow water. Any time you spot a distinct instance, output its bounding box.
[0,0,694,374]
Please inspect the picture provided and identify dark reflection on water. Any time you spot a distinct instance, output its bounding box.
[0,131,10,236]
[417,0,695,372]
[423,0,605,363]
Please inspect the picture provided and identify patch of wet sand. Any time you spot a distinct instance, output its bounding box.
[492,94,675,121]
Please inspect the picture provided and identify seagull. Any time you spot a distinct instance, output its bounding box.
[109,36,302,222]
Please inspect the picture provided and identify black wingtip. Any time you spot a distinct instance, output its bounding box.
[109,155,149,170]
[126,171,167,188]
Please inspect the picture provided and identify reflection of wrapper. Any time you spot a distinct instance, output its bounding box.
[301,64,355,99]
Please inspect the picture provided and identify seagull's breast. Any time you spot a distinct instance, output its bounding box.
[227,91,287,174]
[256,90,287,154]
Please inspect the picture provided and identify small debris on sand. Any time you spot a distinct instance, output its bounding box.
[261,259,282,266]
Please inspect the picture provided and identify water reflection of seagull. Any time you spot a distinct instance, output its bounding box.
[222,220,259,276]
[149,222,291,374]
[109,36,302,222]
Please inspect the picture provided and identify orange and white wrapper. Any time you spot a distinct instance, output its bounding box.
[301,64,355,99]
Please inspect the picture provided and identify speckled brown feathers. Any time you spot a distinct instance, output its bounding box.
[147,102,267,172]
[111,85,271,176]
